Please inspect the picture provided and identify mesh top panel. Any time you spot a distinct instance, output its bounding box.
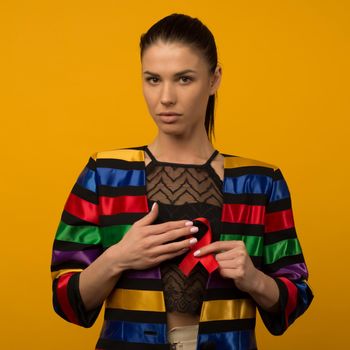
[144,146,224,315]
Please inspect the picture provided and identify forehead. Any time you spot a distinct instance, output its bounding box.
[141,41,206,72]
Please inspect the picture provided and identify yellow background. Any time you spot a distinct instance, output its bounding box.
[1,0,349,348]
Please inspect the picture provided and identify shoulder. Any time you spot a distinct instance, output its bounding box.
[222,152,279,173]
[90,145,146,162]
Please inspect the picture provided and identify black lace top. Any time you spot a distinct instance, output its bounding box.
[143,145,224,315]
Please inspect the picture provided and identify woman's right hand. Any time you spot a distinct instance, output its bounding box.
[105,202,199,271]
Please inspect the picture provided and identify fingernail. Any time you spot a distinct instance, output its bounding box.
[190,226,199,233]
[193,250,200,257]
[151,202,157,210]
[189,238,197,245]
[185,221,193,226]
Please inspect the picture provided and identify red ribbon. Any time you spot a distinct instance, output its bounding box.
[178,217,219,277]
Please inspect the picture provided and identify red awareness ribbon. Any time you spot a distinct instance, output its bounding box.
[178,217,219,277]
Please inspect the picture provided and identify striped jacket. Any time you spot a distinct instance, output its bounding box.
[50,145,314,350]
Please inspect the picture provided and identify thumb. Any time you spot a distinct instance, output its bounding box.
[135,201,159,226]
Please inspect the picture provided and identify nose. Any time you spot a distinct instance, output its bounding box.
[160,82,176,105]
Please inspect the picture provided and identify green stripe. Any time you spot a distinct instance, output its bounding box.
[220,234,263,256]
[55,221,101,244]
[100,224,132,248]
[263,238,301,265]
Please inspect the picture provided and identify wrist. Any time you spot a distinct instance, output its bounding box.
[103,246,126,277]
[247,269,266,295]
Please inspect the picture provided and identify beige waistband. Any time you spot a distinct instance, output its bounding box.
[168,324,199,343]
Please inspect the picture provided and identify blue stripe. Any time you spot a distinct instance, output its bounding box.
[198,330,256,350]
[270,179,290,202]
[77,167,97,192]
[97,168,145,187]
[224,174,272,195]
[101,320,167,344]
[295,281,313,315]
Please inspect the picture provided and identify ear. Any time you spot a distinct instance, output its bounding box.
[209,65,222,96]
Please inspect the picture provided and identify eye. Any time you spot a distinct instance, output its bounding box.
[146,77,159,84]
[180,76,193,83]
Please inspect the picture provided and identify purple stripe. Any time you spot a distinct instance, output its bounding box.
[270,263,308,280]
[124,267,161,279]
[51,248,101,266]
[206,270,235,289]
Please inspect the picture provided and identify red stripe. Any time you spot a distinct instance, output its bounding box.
[99,195,148,215]
[265,209,294,233]
[278,277,298,327]
[222,203,265,225]
[64,193,99,224]
[56,273,79,325]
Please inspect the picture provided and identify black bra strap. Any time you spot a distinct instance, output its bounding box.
[143,145,219,166]
[143,145,158,162]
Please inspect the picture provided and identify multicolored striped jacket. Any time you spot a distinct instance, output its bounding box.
[50,145,314,350]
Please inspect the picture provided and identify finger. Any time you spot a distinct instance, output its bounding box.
[150,225,198,246]
[194,240,242,257]
[215,247,246,261]
[217,259,240,269]
[152,237,196,256]
[147,219,194,235]
[154,247,190,264]
[134,201,159,227]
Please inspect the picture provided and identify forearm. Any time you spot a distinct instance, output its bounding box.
[79,246,124,311]
[249,269,280,313]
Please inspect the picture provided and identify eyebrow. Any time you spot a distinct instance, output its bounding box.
[143,69,197,77]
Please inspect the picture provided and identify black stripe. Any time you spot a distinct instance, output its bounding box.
[96,338,170,349]
[97,158,144,170]
[53,239,102,251]
[99,185,146,197]
[51,261,86,271]
[225,166,274,178]
[224,193,267,206]
[204,288,251,301]
[221,222,264,236]
[61,211,99,226]
[117,277,163,291]
[272,168,283,181]
[71,182,98,204]
[104,308,166,324]
[264,227,297,245]
[100,212,146,226]
[263,254,305,273]
[256,276,288,335]
[251,256,263,268]
[266,197,291,213]
[87,157,97,170]
[199,318,256,334]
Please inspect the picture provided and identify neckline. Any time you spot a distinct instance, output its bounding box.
[143,144,219,168]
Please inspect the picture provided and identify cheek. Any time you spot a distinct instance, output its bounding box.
[142,88,157,107]
[182,88,210,117]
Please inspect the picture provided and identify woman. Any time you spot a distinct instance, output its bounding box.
[50,13,313,350]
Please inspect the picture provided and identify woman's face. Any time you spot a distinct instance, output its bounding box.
[141,40,221,137]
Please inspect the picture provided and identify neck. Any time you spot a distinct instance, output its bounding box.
[147,132,215,164]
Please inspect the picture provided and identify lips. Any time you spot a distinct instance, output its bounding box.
[159,114,181,123]
[158,113,182,116]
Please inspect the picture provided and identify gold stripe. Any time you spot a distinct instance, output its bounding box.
[106,288,166,312]
[224,156,278,170]
[200,299,256,322]
[51,269,83,280]
[97,149,143,162]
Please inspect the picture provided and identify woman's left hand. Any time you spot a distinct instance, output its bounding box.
[194,240,260,294]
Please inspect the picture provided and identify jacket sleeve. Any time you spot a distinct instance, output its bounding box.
[257,167,314,335]
[50,152,104,327]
